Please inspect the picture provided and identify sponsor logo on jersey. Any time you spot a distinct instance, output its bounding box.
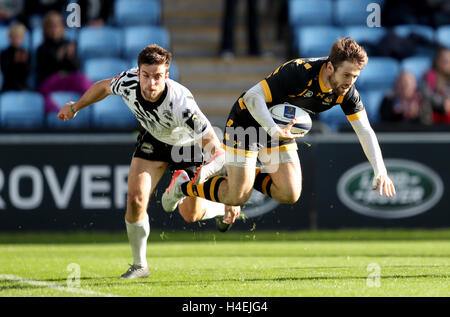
[304,91,314,98]
[337,159,444,219]
[140,143,154,154]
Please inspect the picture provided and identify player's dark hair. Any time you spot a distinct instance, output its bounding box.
[138,44,172,69]
[329,37,368,70]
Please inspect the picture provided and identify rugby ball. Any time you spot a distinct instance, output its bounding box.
[269,103,312,135]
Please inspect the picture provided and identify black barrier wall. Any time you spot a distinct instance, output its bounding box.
[0,133,448,231]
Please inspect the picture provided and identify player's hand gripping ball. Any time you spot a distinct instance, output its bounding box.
[269,103,312,135]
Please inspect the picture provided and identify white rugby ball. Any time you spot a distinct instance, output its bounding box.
[269,103,312,135]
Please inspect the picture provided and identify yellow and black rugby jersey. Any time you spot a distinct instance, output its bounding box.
[260,57,364,116]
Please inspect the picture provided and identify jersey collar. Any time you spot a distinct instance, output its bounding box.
[318,63,333,93]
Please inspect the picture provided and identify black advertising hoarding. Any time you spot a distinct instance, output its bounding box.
[0,133,448,231]
[314,133,450,229]
[0,134,310,231]
[0,134,136,231]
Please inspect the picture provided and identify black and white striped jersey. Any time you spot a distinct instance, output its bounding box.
[110,68,211,146]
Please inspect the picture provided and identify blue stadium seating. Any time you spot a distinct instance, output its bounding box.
[296,26,345,57]
[436,25,450,48]
[78,27,122,59]
[344,26,386,45]
[0,91,44,130]
[318,105,349,132]
[359,89,386,124]
[28,14,42,30]
[393,24,436,57]
[334,0,385,26]
[168,61,179,81]
[114,0,161,26]
[288,0,333,27]
[400,56,432,81]
[123,26,170,60]
[84,57,129,82]
[91,95,138,130]
[0,25,31,51]
[393,24,435,43]
[46,91,91,130]
[356,57,400,91]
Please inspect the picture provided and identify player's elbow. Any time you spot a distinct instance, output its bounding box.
[180,213,199,223]
[96,78,113,96]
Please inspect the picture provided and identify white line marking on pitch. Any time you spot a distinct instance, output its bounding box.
[0,274,121,297]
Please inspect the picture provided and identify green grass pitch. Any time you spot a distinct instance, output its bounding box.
[0,230,449,297]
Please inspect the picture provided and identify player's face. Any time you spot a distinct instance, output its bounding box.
[138,63,169,102]
[328,61,361,96]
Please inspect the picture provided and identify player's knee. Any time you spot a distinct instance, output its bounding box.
[227,192,252,206]
[277,186,302,204]
[180,212,200,223]
[127,192,148,213]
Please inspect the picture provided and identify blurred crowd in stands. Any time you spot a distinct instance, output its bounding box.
[287,0,450,132]
[0,0,165,132]
[0,0,448,133]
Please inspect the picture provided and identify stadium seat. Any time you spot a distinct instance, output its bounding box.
[296,26,345,57]
[0,25,31,51]
[84,57,129,83]
[318,105,349,132]
[334,0,385,26]
[28,14,42,30]
[114,0,161,26]
[91,95,138,130]
[359,89,386,124]
[436,25,450,48]
[288,0,333,27]
[168,61,179,81]
[123,26,170,60]
[344,26,386,45]
[393,24,436,57]
[356,57,400,91]
[46,91,91,130]
[400,56,432,82]
[393,24,435,43]
[78,27,122,60]
[0,91,44,130]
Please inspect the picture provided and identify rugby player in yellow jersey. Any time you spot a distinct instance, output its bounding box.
[162,37,396,222]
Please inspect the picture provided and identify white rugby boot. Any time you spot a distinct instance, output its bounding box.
[162,170,190,212]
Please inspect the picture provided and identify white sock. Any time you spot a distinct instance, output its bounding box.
[201,200,225,220]
[125,213,150,268]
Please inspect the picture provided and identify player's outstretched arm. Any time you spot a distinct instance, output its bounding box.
[348,109,396,197]
[57,78,113,121]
